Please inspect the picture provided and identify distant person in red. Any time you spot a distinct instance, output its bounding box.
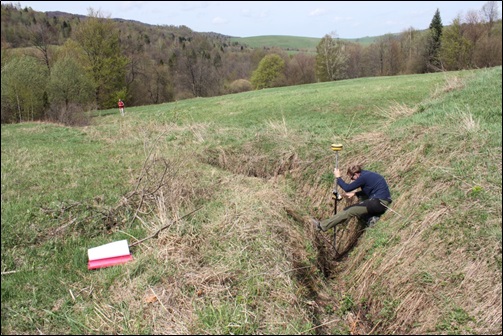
[118,99,125,116]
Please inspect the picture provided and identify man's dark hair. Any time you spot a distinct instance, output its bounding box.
[346,164,362,177]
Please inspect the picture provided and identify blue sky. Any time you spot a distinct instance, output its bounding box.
[1,1,498,38]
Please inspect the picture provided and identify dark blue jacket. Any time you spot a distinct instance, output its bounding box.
[337,170,391,201]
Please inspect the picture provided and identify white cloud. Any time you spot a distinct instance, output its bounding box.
[309,8,328,17]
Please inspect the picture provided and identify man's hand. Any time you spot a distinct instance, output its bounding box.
[345,191,356,198]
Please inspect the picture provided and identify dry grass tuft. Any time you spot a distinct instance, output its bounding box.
[374,102,417,121]
[433,74,466,97]
[448,107,481,133]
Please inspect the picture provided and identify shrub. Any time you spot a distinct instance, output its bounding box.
[228,79,253,93]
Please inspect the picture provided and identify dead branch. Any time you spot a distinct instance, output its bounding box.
[128,206,203,248]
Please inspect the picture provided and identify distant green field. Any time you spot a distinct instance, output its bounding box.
[230,35,377,53]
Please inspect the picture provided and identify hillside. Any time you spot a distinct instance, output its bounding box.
[1,67,502,334]
[230,35,377,53]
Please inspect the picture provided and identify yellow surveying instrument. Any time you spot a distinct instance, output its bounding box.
[331,144,343,152]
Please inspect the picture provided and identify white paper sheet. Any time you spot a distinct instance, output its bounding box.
[88,239,130,260]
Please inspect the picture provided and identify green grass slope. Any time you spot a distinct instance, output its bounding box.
[230,35,376,53]
[230,35,322,52]
[2,67,501,334]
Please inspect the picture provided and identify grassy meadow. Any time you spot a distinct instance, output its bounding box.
[230,35,376,53]
[2,67,502,334]
[230,35,322,52]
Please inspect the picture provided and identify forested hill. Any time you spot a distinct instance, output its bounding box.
[1,4,218,48]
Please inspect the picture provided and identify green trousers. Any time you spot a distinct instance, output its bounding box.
[319,199,390,232]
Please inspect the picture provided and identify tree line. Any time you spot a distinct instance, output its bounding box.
[1,2,501,125]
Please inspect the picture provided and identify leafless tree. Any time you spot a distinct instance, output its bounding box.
[28,19,58,73]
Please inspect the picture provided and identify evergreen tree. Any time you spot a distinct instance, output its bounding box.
[426,9,443,71]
